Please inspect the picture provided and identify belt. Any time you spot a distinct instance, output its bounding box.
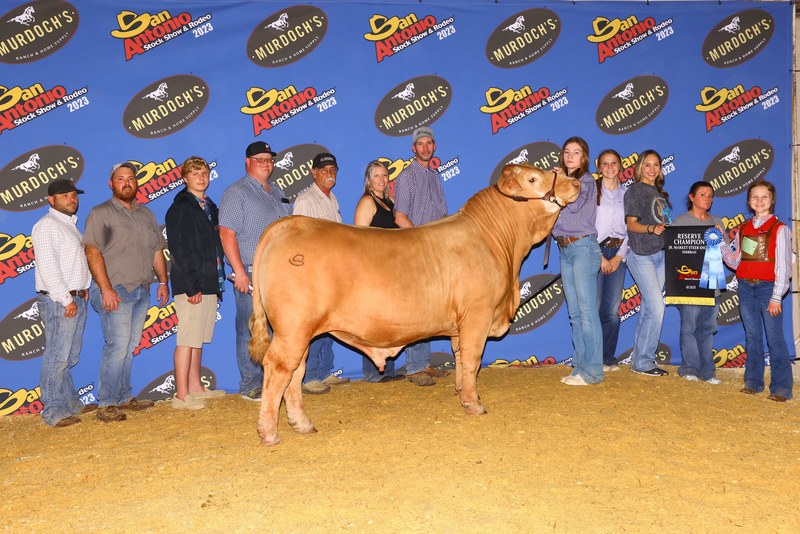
[554,235,590,248]
[600,237,624,249]
[739,278,767,285]
[38,289,88,299]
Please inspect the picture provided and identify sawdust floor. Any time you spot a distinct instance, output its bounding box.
[2,366,799,533]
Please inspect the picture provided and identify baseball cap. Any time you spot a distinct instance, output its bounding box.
[312,152,338,169]
[246,141,277,158]
[47,179,84,196]
[412,126,434,143]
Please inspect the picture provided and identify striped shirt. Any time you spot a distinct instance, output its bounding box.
[32,207,92,306]
[393,160,447,226]
[219,174,292,266]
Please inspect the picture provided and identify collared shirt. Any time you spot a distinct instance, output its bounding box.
[721,215,792,302]
[393,159,447,226]
[553,171,597,238]
[32,207,92,306]
[293,182,342,222]
[219,174,292,265]
[82,197,166,292]
[595,181,628,260]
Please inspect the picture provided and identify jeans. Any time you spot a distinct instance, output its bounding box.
[39,295,88,425]
[677,301,719,381]
[738,280,793,399]
[597,245,627,366]
[91,285,149,407]
[404,341,431,375]
[234,286,263,394]
[626,250,665,372]
[559,237,603,383]
[304,335,334,383]
[363,356,396,382]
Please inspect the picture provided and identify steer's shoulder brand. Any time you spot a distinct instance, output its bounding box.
[489,142,561,185]
[0,1,79,64]
[241,84,334,136]
[510,274,563,334]
[703,9,774,68]
[0,298,45,361]
[123,74,209,139]
[110,9,213,61]
[0,146,84,212]
[374,75,452,137]
[269,143,329,201]
[486,8,561,68]
[695,83,768,133]
[138,366,218,401]
[596,75,669,134]
[704,139,773,197]
[0,231,34,285]
[247,5,327,67]
[363,12,455,63]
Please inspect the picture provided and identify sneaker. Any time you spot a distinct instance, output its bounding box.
[602,364,620,372]
[54,415,82,427]
[172,395,205,410]
[302,380,331,395]
[241,387,262,402]
[562,374,589,386]
[705,378,721,385]
[119,397,154,411]
[96,406,127,423]
[407,371,435,386]
[190,387,226,399]
[633,367,669,377]
[424,366,450,378]
[321,374,350,387]
[684,375,699,381]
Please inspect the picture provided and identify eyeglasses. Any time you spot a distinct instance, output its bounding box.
[250,157,274,164]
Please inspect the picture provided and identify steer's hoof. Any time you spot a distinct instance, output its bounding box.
[257,429,281,446]
[462,402,487,416]
[295,425,318,435]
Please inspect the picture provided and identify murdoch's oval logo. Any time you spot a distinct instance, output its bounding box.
[0,1,79,64]
[0,298,45,361]
[123,75,209,139]
[702,9,774,68]
[269,143,329,201]
[485,9,561,68]
[510,274,564,334]
[374,75,452,137]
[717,275,741,327]
[620,342,673,366]
[247,5,328,67]
[0,146,84,212]
[489,142,561,185]
[137,366,218,401]
[704,139,773,198]
[596,75,669,135]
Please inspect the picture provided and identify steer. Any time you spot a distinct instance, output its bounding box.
[248,164,580,445]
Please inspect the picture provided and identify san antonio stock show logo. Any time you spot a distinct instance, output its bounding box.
[110,8,214,61]
[362,11,455,62]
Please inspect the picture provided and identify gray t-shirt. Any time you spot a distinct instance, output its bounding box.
[624,181,669,256]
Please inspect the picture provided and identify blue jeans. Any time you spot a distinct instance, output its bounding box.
[626,250,665,372]
[304,335,334,383]
[597,245,627,366]
[738,280,793,399]
[91,285,149,407]
[559,237,603,383]
[404,341,431,375]
[363,355,397,382]
[677,301,719,380]
[39,295,88,425]
[234,286,263,393]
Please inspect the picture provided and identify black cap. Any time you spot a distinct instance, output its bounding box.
[246,141,277,158]
[47,179,84,196]
[312,152,338,169]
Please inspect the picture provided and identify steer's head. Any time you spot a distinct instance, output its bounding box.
[496,164,580,213]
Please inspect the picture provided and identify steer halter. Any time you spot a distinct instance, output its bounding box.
[494,169,566,208]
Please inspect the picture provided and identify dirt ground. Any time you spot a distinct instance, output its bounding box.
[2,365,798,533]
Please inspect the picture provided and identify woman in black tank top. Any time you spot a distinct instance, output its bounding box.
[354,160,402,382]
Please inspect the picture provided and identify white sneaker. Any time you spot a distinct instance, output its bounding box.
[684,375,699,381]
[172,395,205,410]
[603,364,620,372]
[562,374,589,386]
[706,377,721,385]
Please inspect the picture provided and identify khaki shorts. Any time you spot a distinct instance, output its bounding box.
[174,294,218,348]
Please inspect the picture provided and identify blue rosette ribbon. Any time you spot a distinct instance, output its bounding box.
[699,227,726,290]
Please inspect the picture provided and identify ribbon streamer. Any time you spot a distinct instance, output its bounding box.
[699,227,726,290]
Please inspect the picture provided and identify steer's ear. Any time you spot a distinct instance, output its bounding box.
[497,164,522,195]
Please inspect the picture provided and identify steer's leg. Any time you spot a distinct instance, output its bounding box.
[257,338,303,445]
[284,350,316,435]
[455,326,488,415]
[451,336,463,394]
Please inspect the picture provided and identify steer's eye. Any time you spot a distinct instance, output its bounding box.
[528,176,537,183]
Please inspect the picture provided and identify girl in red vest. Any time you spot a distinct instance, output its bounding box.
[722,180,793,401]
